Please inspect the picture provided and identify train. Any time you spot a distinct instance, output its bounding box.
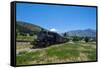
[32,30,66,48]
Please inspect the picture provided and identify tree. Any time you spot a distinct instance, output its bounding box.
[63,32,70,42]
[72,36,80,42]
[84,37,89,42]
[92,37,96,42]
[65,37,70,42]
[30,32,34,36]
[63,32,68,38]
[20,32,27,36]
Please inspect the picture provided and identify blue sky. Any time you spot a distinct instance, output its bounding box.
[16,3,96,33]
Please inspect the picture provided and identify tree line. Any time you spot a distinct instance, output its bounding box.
[63,32,96,43]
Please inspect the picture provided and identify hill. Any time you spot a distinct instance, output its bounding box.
[16,21,46,34]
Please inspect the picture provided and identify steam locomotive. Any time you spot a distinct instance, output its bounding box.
[33,30,66,48]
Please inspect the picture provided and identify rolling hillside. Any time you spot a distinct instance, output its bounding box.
[16,21,46,34]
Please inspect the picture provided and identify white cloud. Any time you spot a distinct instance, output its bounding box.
[50,28,57,32]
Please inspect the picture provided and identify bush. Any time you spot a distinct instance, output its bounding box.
[72,36,80,42]
[91,37,96,42]
[84,37,89,43]
[20,32,27,36]
[30,39,37,45]
[65,37,70,42]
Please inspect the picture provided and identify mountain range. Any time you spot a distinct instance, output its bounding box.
[66,29,96,37]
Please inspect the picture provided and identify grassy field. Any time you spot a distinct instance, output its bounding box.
[16,41,96,65]
[16,35,37,41]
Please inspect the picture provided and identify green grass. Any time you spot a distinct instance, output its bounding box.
[16,51,41,65]
[16,35,36,41]
[46,43,80,58]
[16,42,96,65]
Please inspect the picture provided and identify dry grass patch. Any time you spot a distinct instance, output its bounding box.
[16,42,96,65]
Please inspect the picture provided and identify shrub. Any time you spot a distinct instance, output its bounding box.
[65,37,70,42]
[72,36,80,42]
[84,37,89,42]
